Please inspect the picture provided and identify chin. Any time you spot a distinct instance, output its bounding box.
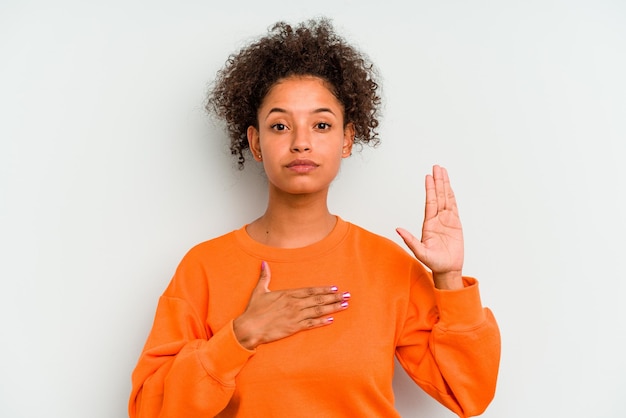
[272,182,330,196]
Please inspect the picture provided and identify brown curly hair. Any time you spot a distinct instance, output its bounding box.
[206,18,382,169]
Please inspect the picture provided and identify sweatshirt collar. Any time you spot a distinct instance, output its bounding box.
[233,216,350,262]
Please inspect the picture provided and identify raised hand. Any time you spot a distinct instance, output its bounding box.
[233,261,350,350]
[396,165,464,290]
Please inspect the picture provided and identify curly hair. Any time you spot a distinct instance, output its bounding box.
[206,18,382,169]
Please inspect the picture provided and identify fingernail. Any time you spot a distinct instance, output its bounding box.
[342,291,351,299]
[341,301,349,308]
[261,261,266,271]
[327,317,334,323]
[330,286,338,292]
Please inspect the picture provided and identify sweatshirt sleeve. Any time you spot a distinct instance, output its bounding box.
[128,252,256,418]
[395,269,501,418]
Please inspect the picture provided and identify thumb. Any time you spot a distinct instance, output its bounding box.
[254,261,271,294]
[396,228,427,262]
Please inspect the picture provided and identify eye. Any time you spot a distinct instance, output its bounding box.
[271,123,287,131]
[316,122,331,130]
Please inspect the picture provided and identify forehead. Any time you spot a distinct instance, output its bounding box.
[260,75,342,110]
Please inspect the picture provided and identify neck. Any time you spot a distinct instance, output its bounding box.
[247,186,336,248]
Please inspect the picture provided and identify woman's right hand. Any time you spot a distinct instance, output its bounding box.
[233,261,350,350]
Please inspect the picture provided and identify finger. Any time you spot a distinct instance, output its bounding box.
[253,261,271,294]
[300,299,349,321]
[396,227,418,251]
[290,285,342,299]
[299,316,337,330]
[433,164,446,211]
[424,173,437,221]
[306,291,349,308]
[441,166,458,213]
[396,227,427,262]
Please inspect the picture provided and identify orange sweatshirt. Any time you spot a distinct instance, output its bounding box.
[129,217,500,418]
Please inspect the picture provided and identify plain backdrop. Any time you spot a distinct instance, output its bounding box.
[1,1,625,417]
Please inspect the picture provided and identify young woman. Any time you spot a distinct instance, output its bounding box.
[129,18,500,418]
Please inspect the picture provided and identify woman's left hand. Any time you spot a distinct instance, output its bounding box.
[396,165,464,290]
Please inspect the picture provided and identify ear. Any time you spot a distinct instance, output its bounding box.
[247,125,262,161]
[342,122,355,158]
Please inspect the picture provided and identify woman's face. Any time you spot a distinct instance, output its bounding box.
[247,75,354,196]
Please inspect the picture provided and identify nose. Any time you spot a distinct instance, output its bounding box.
[290,127,311,153]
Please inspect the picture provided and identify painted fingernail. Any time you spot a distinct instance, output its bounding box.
[342,291,351,299]
[327,317,334,323]
[330,286,338,292]
[341,301,349,308]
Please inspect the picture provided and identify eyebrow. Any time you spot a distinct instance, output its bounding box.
[264,107,336,120]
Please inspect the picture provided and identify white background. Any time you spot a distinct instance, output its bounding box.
[1,1,625,417]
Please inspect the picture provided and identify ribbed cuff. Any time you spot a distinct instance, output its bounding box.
[434,277,486,331]
[198,320,256,385]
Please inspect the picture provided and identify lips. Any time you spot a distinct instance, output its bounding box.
[286,159,318,168]
[286,159,319,173]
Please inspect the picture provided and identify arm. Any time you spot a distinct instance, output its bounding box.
[395,165,501,416]
[129,257,349,417]
[130,304,255,418]
[396,271,500,417]
[128,254,256,418]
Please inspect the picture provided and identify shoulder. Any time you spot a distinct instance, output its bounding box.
[179,227,241,265]
[346,221,412,260]
[192,228,238,251]
[163,228,243,292]
[344,221,430,283]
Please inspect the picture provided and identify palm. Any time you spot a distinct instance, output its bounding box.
[397,165,464,275]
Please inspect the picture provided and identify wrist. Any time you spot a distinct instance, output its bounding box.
[233,316,260,350]
[432,270,464,290]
